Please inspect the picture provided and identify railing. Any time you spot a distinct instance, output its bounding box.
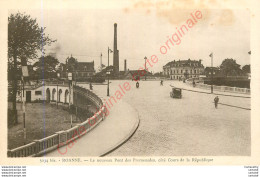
[186,81,250,94]
[8,85,105,157]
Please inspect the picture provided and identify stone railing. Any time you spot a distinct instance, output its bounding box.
[8,85,105,157]
[186,80,250,94]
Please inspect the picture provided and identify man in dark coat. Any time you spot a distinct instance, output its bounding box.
[214,96,219,108]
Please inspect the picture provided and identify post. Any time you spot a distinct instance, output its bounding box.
[70,82,73,128]
[107,47,110,96]
[100,53,102,72]
[144,56,147,81]
[210,53,213,93]
[68,72,73,128]
[22,77,26,145]
[75,71,77,121]
[57,84,58,109]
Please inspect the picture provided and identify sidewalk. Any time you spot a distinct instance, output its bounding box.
[170,81,250,97]
[45,85,139,157]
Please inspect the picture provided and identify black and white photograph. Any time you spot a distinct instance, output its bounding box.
[1,0,259,170]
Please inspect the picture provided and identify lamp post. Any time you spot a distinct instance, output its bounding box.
[209,53,213,93]
[22,76,26,145]
[21,57,29,145]
[107,47,113,96]
[56,73,60,109]
[68,72,73,128]
[144,56,147,81]
[74,59,78,121]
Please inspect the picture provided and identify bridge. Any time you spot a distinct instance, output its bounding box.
[8,82,106,157]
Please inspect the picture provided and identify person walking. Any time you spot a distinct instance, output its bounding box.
[136,81,139,88]
[89,82,93,90]
[214,96,219,108]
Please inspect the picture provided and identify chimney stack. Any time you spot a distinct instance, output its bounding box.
[113,23,119,73]
[124,59,127,72]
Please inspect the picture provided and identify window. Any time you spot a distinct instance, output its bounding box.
[35,91,42,95]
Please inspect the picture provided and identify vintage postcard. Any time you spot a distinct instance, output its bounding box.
[0,0,260,166]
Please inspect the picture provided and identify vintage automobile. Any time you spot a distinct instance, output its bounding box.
[170,88,182,99]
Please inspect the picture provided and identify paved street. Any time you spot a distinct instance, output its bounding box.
[90,80,250,156]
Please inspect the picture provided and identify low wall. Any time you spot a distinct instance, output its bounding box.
[186,79,250,94]
[8,85,106,157]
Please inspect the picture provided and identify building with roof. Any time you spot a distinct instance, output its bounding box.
[59,56,95,80]
[163,59,204,80]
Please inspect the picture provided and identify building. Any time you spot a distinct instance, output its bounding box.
[204,67,222,78]
[163,59,204,80]
[60,56,95,80]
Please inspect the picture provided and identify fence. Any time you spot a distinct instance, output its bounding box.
[8,85,105,157]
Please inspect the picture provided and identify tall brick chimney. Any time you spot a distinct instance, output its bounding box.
[124,59,127,72]
[113,23,119,73]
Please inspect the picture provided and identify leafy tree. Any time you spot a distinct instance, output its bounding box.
[242,64,250,74]
[33,55,60,79]
[219,59,242,77]
[8,12,56,124]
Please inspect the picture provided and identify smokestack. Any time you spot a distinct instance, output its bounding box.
[124,59,127,72]
[113,23,119,73]
[114,23,117,51]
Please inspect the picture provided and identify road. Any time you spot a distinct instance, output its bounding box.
[84,80,250,156]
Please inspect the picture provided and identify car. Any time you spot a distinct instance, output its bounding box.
[170,88,182,99]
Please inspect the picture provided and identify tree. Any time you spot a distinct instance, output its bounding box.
[8,12,56,124]
[33,55,60,79]
[242,64,250,74]
[219,59,242,77]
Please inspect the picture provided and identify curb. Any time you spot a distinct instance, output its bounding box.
[99,109,140,157]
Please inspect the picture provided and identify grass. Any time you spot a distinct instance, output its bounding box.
[8,102,82,150]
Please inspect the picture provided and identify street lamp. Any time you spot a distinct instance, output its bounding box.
[56,73,60,109]
[144,56,147,81]
[74,59,78,121]
[209,53,213,93]
[68,72,73,128]
[107,47,113,96]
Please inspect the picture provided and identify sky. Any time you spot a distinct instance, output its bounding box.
[9,0,251,73]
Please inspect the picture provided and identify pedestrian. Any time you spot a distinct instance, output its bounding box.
[214,96,219,108]
[136,81,139,88]
[89,82,93,90]
[160,80,163,86]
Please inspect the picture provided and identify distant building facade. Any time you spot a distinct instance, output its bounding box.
[163,59,204,80]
